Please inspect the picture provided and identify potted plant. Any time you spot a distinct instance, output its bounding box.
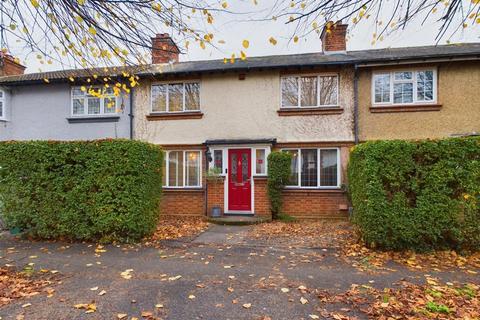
[206,168,223,217]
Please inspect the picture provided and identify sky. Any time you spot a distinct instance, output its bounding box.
[7,0,480,74]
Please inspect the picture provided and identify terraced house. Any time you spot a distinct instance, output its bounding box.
[0,24,479,219]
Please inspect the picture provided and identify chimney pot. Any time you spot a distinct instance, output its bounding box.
[151,33,180,64]
[320,21,348,53]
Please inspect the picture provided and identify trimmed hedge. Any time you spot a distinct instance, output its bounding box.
[0,140,163,242]
[267,151,293,219]
[348,137,480,251]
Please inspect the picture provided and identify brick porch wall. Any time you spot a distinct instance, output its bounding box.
[161,189,205,216]
[253,177,271,217]
[207,177,225,215]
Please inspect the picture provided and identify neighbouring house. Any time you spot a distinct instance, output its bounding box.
[0,24,479,219]
[0,58,132,141]
[357,53,480,140]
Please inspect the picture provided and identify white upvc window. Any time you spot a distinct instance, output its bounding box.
[253,148,268,175]
[162,150,202,188]
[0,89,6,120]
[282,148,340,189]
[211,149,225,175]
[372,69,437,106]
[71,86,118,116]
[281,74,339,108]
[151,81,200,113]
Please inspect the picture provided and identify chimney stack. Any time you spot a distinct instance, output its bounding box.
[320,21,348,54]
[0,53,26,76]
[151,33,180,64]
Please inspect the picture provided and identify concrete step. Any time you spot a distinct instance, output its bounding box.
[207,215,271,226]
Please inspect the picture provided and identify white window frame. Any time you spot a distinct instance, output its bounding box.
[70,86,119,117]
[163,150,202,188]
[210,149,226,176]
[280,73,340,109]
[208,147,270,177]
[282,148,341,189]
[371,68,437,106]
[0,89,6,120]
[150,80,201,113]
[252,147,269,176]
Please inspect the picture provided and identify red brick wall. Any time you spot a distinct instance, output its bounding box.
[151,33,180,64]
[321,22,348,52]
[281,190,348,219]
[273,144,352,219]
[207,177,225,215]
[161,189,205,216]
[253,177,271,217]
[0,55,26,76]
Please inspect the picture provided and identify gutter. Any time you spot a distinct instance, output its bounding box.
[129,88,134,140]
[353,64,359,145]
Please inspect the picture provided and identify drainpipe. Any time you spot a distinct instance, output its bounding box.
[353,64,359,145]
[129,89,134,140]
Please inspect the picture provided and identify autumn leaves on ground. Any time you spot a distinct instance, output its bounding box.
[1,217,479,319]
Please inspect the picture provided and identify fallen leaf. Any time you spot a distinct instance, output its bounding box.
[242,303,252,309]
[300,297,308,305]
[117,314,128,319]
[281,288,290,293]
[141,311,153,317]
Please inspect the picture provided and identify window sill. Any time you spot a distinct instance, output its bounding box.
[162,187,204,193]
[147,112,203,121]
[0,118,8,122]
[67,115,120,123]
[282,188,343,193]
[277,107,343,116]
[370,104,442,113]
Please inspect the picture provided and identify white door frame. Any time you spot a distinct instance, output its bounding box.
[208,144,271,215]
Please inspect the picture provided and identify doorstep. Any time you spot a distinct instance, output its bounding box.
[207,215,271,226]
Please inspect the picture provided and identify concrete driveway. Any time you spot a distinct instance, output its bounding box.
[0,225,478,320]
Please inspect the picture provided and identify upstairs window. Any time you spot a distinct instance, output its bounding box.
[151,82,200,113]
[71,86,118,116]
[373,69,436,105]
[0,90,5,120]
[281,75,339,108]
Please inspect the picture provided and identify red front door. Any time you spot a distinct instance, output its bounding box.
[228,149,252,211]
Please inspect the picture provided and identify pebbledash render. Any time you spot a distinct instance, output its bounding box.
[0,22,479,219]
[133,29,355,219]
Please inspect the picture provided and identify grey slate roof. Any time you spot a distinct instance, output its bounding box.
[1,43,479,85]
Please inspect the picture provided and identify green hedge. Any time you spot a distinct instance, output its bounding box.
[348,137,480,251]
[0,140,163,242]
[267,151,293,219]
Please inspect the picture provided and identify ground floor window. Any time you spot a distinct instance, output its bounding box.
[283,148,340,188]
[163,150,201,187]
